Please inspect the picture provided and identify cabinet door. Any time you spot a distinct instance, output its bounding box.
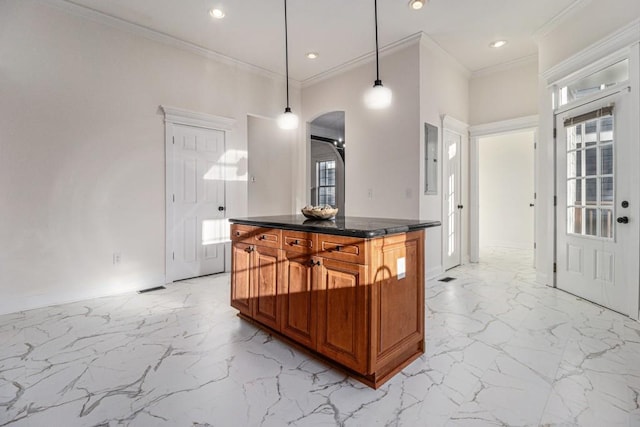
[281,251,315,347]
[371,232,424,366]
[252,245,281,331]
[231,242,253,317]
[316,258,368,373]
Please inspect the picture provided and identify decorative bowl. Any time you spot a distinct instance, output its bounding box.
[301,206,339,220]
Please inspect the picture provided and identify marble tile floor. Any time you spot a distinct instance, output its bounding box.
[2,247,640,426]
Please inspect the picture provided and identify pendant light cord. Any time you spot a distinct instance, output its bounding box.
[284,0,291,109]
[374,0,380,83]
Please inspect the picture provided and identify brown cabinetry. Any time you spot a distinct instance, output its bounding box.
[230,235,281,331]
[281,250,315,347]
[316,257,368,372]
[230,223,425,389]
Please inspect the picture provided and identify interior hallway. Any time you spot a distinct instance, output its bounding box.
[1,248,639,426]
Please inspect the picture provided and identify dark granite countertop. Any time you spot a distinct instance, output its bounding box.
[229,215,441,238]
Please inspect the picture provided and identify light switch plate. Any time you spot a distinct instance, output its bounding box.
[397,257,406,280]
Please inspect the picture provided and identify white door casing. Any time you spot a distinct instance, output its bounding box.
[161,106,235,283]
[555,90,639,315]
[469,116,539,263]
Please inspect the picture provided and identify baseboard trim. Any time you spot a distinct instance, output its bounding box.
[0,276,167,316]
[536,271,550,287]
[426,265,445,280]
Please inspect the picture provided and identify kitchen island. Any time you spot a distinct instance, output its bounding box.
[228,215,440,388]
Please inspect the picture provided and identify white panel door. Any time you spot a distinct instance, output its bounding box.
[444,129,462,270]
[171,124,226,281]
[556,92,638,315]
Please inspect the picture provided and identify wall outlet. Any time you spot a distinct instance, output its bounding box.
[113,252,122,265]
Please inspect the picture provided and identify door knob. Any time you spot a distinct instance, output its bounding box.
[218,206,225,211]
[617,216,629,224]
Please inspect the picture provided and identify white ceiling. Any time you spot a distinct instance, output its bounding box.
[63,0,583,82]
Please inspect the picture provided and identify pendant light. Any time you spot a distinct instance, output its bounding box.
[277,0,299,130]
[364,0,392,109]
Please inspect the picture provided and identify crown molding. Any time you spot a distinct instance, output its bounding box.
[301,33,424,88]
[533,0,592,41]
[160,106,235,130]
[541,19,640,84]
[442,115,469,134]
[469,115,539,137]
[471,54,537,79]
[301,32,471,88]
[41,0,301,88]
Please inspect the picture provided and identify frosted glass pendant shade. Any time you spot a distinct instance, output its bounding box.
[277,107,299,130]
[364,80,392,109]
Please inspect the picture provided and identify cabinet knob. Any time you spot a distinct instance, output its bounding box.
[235,231,241,236]
[245,246,254,253]
[309,259,321,267]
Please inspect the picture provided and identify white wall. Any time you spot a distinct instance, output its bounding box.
[419,37,470,276]
[469,60,538,126]
[247,116,295,216]
[302,35,470,277]
[0,0,300,315]
[479,131,535,250]
[302,42,421,220]
[538,1,640,73]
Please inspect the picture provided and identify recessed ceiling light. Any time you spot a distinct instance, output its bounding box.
[209,8,225,19]
[305,52,319,60]
[408,0,426,10]
[489,40,507,48]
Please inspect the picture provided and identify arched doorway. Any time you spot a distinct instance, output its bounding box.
[309,111,345,214]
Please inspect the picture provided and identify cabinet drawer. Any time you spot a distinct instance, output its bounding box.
[231,224,281,248]
[282,230,315,254]
[318,235,365,264]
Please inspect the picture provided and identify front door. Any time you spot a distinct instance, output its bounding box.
[444,129,462,270]
[170,124,226,281]
[555,92,639,315]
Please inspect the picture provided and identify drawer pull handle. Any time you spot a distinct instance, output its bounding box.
[259,235,266,240]
[290,239,300,245]
[245,246,254,253]
[330,245,343,252]
[309,259,321,267]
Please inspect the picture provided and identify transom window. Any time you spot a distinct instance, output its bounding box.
[558,59,628,107]
[317,160,336,207]
[566,109,614,239]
